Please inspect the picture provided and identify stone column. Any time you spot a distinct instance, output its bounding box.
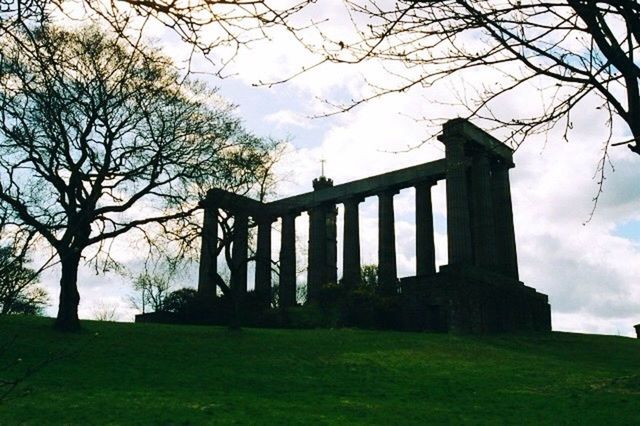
[279,213,298,308]
[378,189,399,295]
[325,205,338,286]
[342,197,363,289]
[230,212,249,297]
[255,217,274,307]
[198,205,218,300]
[443,136,473,265]
[415,181,436,276]
[492,161,519,280]
[306,207,325,302]
[470,150,496,268]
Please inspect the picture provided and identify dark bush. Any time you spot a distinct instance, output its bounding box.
[315,282,344,307]
[240,290,278,327]
[141,268,401,330]
[162,288,198,315]
[291,280,401,330]
[159,288,276,326]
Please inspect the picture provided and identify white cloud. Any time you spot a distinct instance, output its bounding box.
[264,109,314,129]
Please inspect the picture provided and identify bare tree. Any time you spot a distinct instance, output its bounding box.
[91,302,120,322]
[0,1,312,76]
[0,25,277,331]
[295,2,639,166]
[6,2,636,163]
[148,139,285,302]
[128,263,175,314]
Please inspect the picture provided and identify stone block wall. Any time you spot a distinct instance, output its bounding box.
[400,266,551,333]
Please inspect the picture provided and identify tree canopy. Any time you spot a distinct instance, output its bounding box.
[0,25,278,330]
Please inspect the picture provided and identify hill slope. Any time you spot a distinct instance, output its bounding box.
[1,316,639,424]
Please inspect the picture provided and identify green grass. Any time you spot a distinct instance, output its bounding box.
[1,316,639,424]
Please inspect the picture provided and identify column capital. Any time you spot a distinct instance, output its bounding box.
[255,215,277,225]
[492,156,515,170]
[233,210,249,223]
[437,132,466,147]
[414,180,437,190]
[438,118,514,164]
[343,196,365,207]
[379,188,400,198]
[282,210,302,219]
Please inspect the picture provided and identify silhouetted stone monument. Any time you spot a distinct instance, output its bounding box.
[635,324,640,339]
[197,119,551,333]
[307,175,337,302]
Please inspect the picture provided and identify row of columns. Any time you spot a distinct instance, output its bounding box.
[198,120,521,311]
[198,159,517,309]
[197,181,439,308]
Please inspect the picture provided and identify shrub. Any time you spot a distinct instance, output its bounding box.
[162,288,198,315]
[300,280,401,330]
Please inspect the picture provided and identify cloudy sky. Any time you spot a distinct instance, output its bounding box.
[39,3,640,336]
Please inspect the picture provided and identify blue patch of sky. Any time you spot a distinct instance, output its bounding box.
[613,219,640,244]
[433,212,446,235]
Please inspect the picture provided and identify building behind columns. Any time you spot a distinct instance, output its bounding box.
[195,119,551,333]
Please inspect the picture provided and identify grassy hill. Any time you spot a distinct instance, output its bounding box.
[1,316,639,424]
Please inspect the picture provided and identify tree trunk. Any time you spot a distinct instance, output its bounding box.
[54,250,82,331]
[629,125,640,156]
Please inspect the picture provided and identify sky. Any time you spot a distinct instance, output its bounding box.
[39,2,640,337]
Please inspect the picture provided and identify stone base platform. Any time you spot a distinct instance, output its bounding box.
[399,265,551,333]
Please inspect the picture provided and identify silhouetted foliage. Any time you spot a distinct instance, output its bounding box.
[0,25,277,331]
[284,265,399,329]
[130,272,172,314]
[0,0,313,83]
[0,247,46,316]
[360,264,378,291]
[162,288,198,315]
